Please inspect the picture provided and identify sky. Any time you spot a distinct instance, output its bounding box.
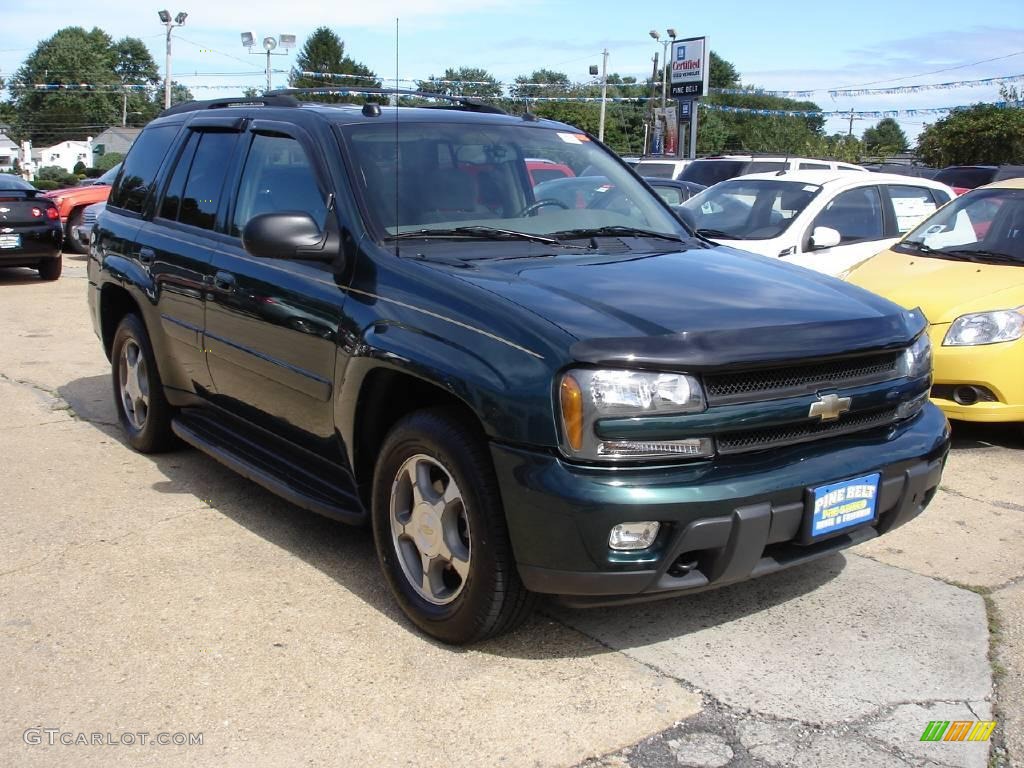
[1,0,1022,144]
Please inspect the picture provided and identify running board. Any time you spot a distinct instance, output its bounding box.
[172,409,365,526]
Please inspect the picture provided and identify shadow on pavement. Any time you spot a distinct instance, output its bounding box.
[58,373,847,658]
[0,266,49,285]
[949,420,1024,451]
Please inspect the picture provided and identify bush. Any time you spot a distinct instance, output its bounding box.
[73,161,87,174]
[83,167,105,178]
[37,165,77,184]
[33,179,60,190]
[95,152,124,171]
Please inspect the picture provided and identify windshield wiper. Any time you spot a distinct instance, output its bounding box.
[940,248,1022,265]
[388,226,587,248]
[695,228,738,239]
[550,225,685,242]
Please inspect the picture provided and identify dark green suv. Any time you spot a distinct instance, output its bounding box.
[88,91,948,644]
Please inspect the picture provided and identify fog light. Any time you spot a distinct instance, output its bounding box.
[609,521,660,551]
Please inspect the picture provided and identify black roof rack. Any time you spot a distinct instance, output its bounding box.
[264,87,508,115]
[159,94,301,117]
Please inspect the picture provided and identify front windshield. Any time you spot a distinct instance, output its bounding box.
[682,178,821,240]
[898,187,1024,264]
[341,121,684,240]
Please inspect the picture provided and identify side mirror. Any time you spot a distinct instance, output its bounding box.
[810,226,842,250]
[242,212,327,260]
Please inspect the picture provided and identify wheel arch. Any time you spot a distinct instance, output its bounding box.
[99,283,142,360]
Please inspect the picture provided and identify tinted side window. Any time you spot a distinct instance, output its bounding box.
[158,133,199,221]
[887,184,939,233]
[108,125,179,214]
[799,163,829,170]
[231,133,326,237]
[178,132,239,231]
[746,161,786,174]
[815,186,884,244]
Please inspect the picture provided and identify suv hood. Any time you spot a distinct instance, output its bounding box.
[448,245,923,368]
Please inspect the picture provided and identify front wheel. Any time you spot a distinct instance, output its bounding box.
[372,408,537,644]
[64,209,87,254]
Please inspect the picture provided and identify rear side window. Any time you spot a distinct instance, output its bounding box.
[681,160,747,186]
[799,163,829,170]
[108,125,179,214]
[231,133,326,237]
[746,161,786,174]
[887,184,940,233]
[173,131,239,231]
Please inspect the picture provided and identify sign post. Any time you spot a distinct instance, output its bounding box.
[669,35,709,160]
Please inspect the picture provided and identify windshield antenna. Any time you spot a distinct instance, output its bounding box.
[394,16,400,257]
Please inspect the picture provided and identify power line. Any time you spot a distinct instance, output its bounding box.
[828,49,1024,91]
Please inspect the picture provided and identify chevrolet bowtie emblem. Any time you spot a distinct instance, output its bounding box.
[809,393,851,421]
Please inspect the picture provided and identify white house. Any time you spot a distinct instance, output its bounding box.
[33,137,94,175]
[0,132,19,173]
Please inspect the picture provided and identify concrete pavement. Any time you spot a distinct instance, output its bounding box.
[1,255,1019,767]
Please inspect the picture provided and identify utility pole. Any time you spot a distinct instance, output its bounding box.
[122,90,128,127]
[848,108,855,137]
[598,49,609,143]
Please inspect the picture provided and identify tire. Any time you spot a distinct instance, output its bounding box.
[64,209,87,254]
[371,407,537,644]
[111,313,176,453]
[37,257,62,281]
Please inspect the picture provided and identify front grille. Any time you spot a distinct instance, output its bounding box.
[704,351,902,405]
[82,209,98,225]
[717,407,899,455]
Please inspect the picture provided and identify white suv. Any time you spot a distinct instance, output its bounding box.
[680,170,955,275]
[681,155,866,187]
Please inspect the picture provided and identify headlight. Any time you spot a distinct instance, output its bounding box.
[898,333,932,379]
[943,308,1024,346]
[558,368,711,462]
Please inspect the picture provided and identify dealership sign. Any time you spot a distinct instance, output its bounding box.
[670,36,709,97]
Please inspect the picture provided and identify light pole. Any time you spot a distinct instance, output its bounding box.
[159,10,188,109]
[589,50,610,142]
[242,33,295,92]
[648,28,676,107]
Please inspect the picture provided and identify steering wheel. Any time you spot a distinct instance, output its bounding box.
[517,198,570,217]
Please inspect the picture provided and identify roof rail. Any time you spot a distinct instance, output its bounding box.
[263,87,508,115]
[159,94,300,117]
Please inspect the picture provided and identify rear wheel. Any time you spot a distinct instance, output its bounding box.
[37,257,62,281]
[111,313,176,453]
[372,408,536,644]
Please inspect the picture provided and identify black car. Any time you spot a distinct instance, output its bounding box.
[88,91,948,644]
[0,176,63,280]
[934,165,1024,192]
[643,178,706,206]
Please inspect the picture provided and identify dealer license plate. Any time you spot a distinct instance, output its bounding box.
[808,472,880,539]
[0,234,21,249]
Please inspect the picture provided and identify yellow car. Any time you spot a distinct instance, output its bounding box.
[845,178,1024,429]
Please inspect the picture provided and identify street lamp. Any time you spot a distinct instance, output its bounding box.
[242,32,295,93]
[158,9,188,109]
[649,29,676,106]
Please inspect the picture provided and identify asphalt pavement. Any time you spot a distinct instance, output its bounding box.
[1,254,1020,768]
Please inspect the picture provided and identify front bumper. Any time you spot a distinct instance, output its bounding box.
[492,403,949,606]
[928,324,1024,423]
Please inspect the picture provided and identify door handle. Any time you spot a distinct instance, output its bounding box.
[138,247,155,264]
[213,271,236,291]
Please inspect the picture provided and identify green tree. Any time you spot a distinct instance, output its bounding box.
[709,52,740,89]
[916,103,1024,166]
[37,165,77,185]
[417,67,502,99]
[151,82,193,109]
[288,26,379,101]
[9,27,121,144]
[510,69,572,99]
[862,118,908,156]
[113,36,162,125]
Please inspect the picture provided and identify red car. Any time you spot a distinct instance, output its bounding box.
[524,158,575,186]
[43,163,120,253]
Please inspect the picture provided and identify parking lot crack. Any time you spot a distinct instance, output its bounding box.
[940,485,1024,513]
